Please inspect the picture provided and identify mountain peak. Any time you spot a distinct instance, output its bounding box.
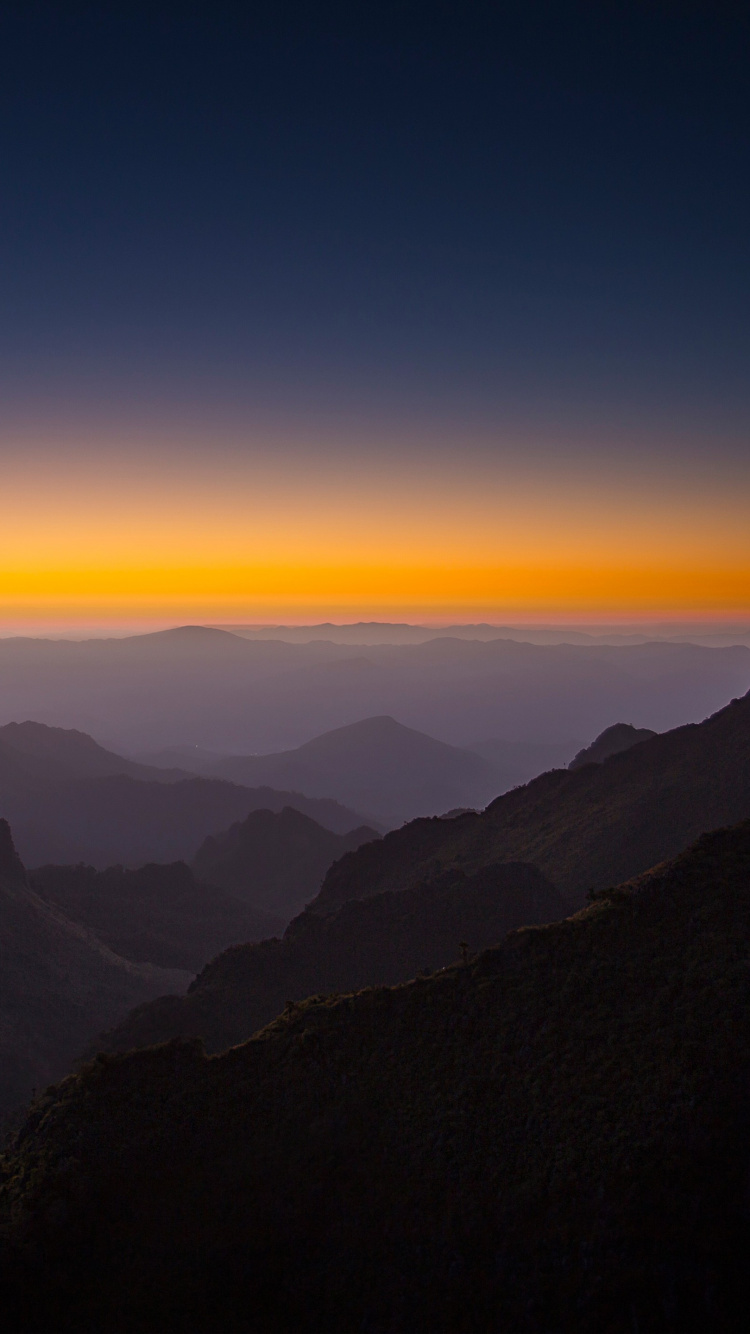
[568,722,657,770]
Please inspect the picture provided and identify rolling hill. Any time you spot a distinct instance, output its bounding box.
[4,820,750,1331]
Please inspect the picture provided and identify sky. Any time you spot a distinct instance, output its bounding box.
[1,1,749,626]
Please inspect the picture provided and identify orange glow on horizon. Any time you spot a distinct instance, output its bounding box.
[1,430,748,622]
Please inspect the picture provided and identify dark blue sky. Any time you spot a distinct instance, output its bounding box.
[1,1,748,450]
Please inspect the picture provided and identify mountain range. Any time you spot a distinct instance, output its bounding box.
[0,720,371,867]
[310,687,750,915]
[88,689,750,1059]
[0,624,747,754]
[4,818,750,1331]
[182,715,503,824]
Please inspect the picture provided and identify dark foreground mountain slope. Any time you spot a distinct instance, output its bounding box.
[313,689,750,914]
[192,806,379,919]
[0,822,188,1124]
[202,715,502,824]
[98,861,563,1055]
[568,720,657,769]
[3,821,750,1332]
[30,862,282,972]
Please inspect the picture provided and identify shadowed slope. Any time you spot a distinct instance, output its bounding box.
[192,805,379,919]
[312,689,750,914]
[3,822,750,1331]
[31,861,282,972]
[568,720,657,769]
[97,860,562,1056]
[0,821,189,1122]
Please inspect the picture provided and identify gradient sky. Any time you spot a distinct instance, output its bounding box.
[1,2,749,624]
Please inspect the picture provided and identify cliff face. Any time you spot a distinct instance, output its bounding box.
[3,820,750,1332]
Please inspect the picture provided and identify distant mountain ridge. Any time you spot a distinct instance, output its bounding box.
[0,721,372,867]
[0,719,190,783]
[0,626,747,755]
[196,715,503,824]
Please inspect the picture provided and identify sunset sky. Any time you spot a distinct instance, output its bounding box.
[1,4,748,626]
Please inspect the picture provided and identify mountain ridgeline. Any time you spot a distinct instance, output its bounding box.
[192,805,379,919]
[92,689,750,1058]
[312,688,750,914]
[0,720,373,867]
[568,720,657,769]
[97,861,564,1056]
[4,819,750,1331]
[192,715,503,824]
[1,625,748,757]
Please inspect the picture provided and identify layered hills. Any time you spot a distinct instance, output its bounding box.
[193,716,502,824]
[98,860,563,1056]
[30,861,282,972]
[0,721,371,866]
[312,689,750,914]
[192,805,379,919]
[4,820,750,1331]
[0,821,189,1123]
[1,625,747,755]
[94,689,750,1056]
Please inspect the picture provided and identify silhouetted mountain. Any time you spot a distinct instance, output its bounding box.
[0,820,189,1123]
[568,721,657,769]
[5,821,750,1331]
[310,689,750,914]
[0,722,374,866]
[0,627,747,754]
[0,719,190,783]
[192,805,379,919]
[31,861,282,972]
[201,716,503,824]
[97,860,563,1056]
